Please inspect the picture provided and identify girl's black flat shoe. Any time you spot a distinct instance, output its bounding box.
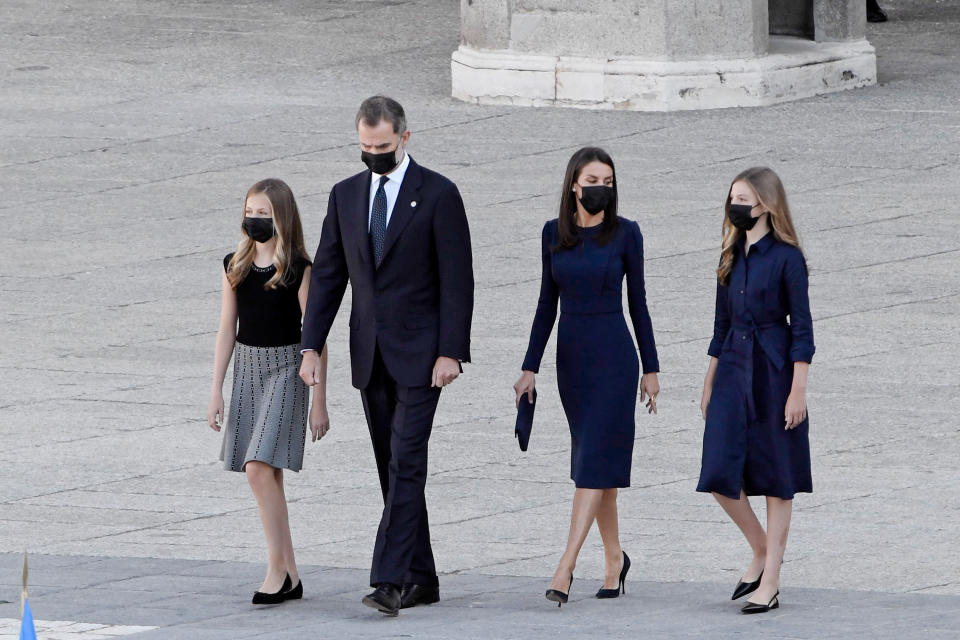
[283,577,303,600]
[545,574,573,607]
[252,574,292,605]
[741,590,779,614]
[596,551,631,598]
[731,570,763,600]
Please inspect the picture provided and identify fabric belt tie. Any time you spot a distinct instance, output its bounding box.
[730,319,788,421]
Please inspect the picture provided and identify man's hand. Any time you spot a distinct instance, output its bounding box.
[299,350,322,386]
[431,356,460,388]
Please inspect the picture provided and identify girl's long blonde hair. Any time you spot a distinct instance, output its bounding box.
[717,167,803,285]
[226,178,308,290]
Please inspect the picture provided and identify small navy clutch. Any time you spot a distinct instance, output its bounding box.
[515,389,537,452]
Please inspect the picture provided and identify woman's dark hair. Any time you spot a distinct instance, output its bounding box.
[556,147,619,250]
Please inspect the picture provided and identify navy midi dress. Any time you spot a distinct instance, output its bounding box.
[696,232,815,500]
[522,219,659,489]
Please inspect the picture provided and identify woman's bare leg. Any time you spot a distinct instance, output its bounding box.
[595,488,624,589]
[549,488,605,592]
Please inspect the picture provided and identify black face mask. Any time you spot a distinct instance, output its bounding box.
[242,217,275,243]
[728,203,764,230]
[577,185,614,215]
[361,143,402,175]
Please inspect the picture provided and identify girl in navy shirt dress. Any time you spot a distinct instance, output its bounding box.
[697,167,814,614]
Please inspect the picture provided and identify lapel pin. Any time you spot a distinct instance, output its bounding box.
[410,201,417,207]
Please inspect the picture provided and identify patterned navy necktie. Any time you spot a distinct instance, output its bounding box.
[370,175,389,266]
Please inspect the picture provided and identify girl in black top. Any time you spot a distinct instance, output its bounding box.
[206,178,329,604]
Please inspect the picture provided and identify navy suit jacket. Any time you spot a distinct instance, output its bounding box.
[301,157,474,389]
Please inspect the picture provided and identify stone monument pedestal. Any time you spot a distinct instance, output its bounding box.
[451,1,877,111]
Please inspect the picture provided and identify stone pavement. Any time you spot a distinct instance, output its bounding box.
[1,553,959,640]
[1,0,959,637]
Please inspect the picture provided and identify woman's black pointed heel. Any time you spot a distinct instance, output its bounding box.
[252,574,292,605]
[741,590,779,614]
[545,574,574,607]
[731,570,763,600]
[596,551,631,598]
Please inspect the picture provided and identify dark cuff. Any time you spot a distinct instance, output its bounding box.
[707,341,723,358]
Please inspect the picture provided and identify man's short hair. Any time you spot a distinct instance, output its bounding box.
[356,96,407,134]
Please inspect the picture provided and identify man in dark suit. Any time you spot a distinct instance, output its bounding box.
[299,96,474,616]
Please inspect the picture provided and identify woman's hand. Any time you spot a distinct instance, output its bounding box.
[700,387,711,421]
[640,372,660,414]
[206,393,224,431]
[310,403,330,442]
[784,390,807,430]
[514,371,536,408]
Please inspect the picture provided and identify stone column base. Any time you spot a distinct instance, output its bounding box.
[451,36,876,111]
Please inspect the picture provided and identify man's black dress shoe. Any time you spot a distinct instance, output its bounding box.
[731,570,763,600]
[252,574,292,605]
[741,590,779,614]
[362,584,401,617]
[867,0,888,22]
[400,584,440,609]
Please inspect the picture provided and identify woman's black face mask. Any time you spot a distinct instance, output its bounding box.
[577,185,614,215]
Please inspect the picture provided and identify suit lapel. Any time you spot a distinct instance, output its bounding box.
[379,158,423,268]
[350,171,375,268]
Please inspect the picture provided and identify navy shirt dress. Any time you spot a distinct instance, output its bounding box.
[697,232,815,500]
[523,219,659,489]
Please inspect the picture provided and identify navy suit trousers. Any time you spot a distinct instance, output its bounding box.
[361,347,441,588]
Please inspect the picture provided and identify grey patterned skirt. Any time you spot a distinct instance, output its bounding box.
[220,342,309,472]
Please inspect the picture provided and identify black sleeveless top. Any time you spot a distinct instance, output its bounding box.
[224,253,312,348]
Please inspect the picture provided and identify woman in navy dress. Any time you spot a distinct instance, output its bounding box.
[514,147,660,606]
[697,167,815,614]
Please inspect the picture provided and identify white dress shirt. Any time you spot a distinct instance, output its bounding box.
[367,151,410,230]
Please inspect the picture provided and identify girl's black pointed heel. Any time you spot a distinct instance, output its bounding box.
[741,590,779,614]
[731,570,763,600]
[545,574,573,607]
[252,574,292,605]
[596,551,631,598]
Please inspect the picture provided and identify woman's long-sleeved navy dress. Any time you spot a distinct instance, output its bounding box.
[697,232,815,500]
[522,219,659,489]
